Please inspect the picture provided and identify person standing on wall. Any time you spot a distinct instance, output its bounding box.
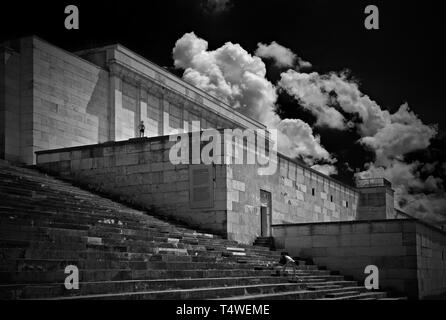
[138,121,145,138]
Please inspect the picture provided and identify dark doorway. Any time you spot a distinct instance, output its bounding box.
[260,190,272,237]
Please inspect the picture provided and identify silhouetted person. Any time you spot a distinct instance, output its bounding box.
[138,121,145,138]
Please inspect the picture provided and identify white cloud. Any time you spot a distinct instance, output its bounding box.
[360,104,437,166]
[277,119,334,163]
[173,32,277,125]
[172,32,209,70]
[255,41,312,70]
[278,70,393,134]
[278,70,346,130]
[173,32,444,223]
[173,32,334,164]
[357,161,437,192]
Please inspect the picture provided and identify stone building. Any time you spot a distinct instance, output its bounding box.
[1,36,445,299]
[0,35,395,243]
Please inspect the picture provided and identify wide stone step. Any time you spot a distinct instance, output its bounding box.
[0,217,272,257]
[215,286,370,300]
[0,163,403,300]
[0,269,279,284]
[0,273,344,292]
[33,282,315,300]
[0,217,229,247]
[0,245,280,267]
[0,236,279,264]
[1,276,294,299]
[323,290,362,298]
[1,258,284,273]
[318,291,388,300]
[0,248,248,264]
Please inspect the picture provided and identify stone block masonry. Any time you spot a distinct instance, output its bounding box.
[226,154,359,244]
[36,136,228,237]
[1,36,265,165]
[1,37,110,164]
[36,128,369,245]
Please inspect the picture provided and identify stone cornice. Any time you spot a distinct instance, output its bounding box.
[107,59,265,130]
[110,60,215,112]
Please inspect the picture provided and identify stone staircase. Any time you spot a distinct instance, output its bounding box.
[253,237,275,249]
[0,161,402,300]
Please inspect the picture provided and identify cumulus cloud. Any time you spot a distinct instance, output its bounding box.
[173,32,277,125]
[278,70,393,135]
[255,42,295,68]
[354,101,441,223]
[279,70,346,130]
[320,73,390,136]
[255,41,312,70]
[173,32,334,166]
[355,103,441,223]
[277,119,334,162]
[278,63,444,224]
[357,161,442,193]
[360,104,438,166]
[173,32,445,221]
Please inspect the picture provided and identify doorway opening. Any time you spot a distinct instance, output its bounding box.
[260,190,272,237]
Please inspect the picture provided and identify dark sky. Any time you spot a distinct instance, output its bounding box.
[0,0,441,124]
[1,0,443,183]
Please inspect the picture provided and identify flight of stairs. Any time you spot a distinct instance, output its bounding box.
[253,237,275,249]
[0,161,403,300]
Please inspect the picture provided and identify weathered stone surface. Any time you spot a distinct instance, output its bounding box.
[273,220,446,299]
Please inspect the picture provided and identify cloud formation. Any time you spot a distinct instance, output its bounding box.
[278,71,346,130]
[255,41,312,70]
[360,103,438,166]
[173,32,277,125]
[172,32,334,167]
[277,65,443,223]
[172,33,445,225]
[277,119,334,162]
[278,70,395,135]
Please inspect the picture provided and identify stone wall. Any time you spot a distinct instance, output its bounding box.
[115,76,239,141]
[0,38,34,163]
[35,136,228,236]
[78,43,264,143]
[272,220,446,299]
[78,44,264,131]
[32,38,110,163]
[1,36,266,164]
[0,45,21,161]
[0,36,110,164]
[227,154,359,244]
[357,186,395,220]
[416,223,446,298]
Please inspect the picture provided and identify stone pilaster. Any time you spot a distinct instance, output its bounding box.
[108,70,122,141]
